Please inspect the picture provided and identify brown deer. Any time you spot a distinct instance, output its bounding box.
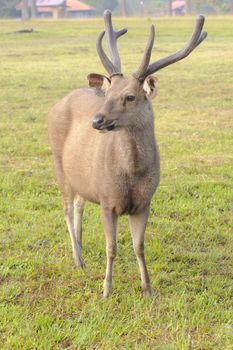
[48,11,207,297]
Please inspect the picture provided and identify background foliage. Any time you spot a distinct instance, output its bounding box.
[0,0,19,17]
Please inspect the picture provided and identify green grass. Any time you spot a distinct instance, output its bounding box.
[0,16,233,349]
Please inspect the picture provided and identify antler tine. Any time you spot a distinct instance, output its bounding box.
[196,30,208,46]
[96,10,127,77]
[96,31,116,76]
[133,24,155,80]
[140,15,207,81]
[104,10,127,74]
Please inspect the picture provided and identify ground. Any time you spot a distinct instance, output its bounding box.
[0,16,232,350]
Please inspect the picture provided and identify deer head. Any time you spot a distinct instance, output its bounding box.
[89,10,207,132]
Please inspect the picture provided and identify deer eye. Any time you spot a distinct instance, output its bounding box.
[126,95,135,102]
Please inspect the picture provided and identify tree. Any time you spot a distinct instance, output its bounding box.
[30,0,38,18]
[168,0,172,15]
[186,0,192,14]
[0,0,19,17]
[85,0,118,13]
[120,0,127,16]
[21,0,30,20]
[191,0,232,14]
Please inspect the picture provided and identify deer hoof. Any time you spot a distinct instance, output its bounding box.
[103,280,112,298]
[74,256,85,269]
[142,286,154,298]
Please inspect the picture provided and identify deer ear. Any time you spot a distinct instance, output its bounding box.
[143,76,158,100]
[87,73,111,89]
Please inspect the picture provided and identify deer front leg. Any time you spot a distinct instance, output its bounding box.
[129,206,153,297]
[64,200,84,268]
[101,208,118,298]
[74,195,85,249]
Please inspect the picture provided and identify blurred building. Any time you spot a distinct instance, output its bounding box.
[37,0,66,18]
[17,0,96,19]
[172,0,185,15]
[66,0,96,18]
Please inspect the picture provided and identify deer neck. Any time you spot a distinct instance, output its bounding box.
[116,123,156,177]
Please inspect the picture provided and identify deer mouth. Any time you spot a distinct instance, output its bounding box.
[92,115,117,132]
[99,121,116,132]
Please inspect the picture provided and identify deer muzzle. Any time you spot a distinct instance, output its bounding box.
[92,114,116,131]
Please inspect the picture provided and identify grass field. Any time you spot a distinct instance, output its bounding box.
[0,16,233,349]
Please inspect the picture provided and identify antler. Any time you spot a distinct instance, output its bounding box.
[96,10,127,77]
[134,15,208,82]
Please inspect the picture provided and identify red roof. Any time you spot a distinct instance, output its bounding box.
[67,0,96,11]
[17,0,96,11]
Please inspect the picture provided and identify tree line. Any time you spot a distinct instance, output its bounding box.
[0,0,232,18]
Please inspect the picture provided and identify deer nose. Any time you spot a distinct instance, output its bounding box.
[92,114,106,129]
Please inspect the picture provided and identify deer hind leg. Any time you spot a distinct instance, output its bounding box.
[74,195,85,249]
[58,170,85,268]
[101,207,118,298]
[53,156,85,268]
[129,206,153,297]
[64,197,85,268]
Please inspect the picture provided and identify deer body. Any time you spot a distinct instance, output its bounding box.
[48,11,207,297]
[49,80,159,216]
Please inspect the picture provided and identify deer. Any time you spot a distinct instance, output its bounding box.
[48,10,207,298]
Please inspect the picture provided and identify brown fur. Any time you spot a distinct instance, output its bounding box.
[48,74,160,297]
